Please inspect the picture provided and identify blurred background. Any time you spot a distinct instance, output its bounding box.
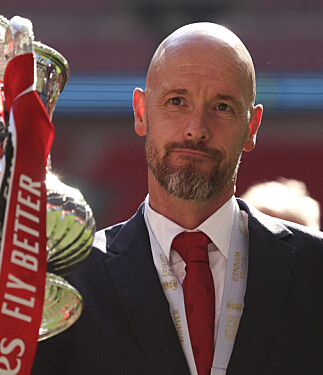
[2,0,322,229]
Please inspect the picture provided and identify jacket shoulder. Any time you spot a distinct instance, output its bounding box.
[91,201,146,256]
[92,222,125,255]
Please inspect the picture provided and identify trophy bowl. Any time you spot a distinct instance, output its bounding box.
[39,172,95,341]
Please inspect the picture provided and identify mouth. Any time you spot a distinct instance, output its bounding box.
[172,149,214,159]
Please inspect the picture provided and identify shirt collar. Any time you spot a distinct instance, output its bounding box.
[144,194,236,261]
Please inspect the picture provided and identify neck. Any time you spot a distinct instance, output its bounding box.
[148,171,235,229]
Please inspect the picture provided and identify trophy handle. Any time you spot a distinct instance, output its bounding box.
[33,41,69,120]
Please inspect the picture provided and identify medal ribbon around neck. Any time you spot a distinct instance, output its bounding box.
[145,200,248,375]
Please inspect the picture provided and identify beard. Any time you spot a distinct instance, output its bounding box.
[145,131,245,202]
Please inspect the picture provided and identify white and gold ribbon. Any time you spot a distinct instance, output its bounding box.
[145,200,248,375]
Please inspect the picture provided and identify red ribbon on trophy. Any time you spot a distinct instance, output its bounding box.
[0,84,5,158]
[0,53,54,374]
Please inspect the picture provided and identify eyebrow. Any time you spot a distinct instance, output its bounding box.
[161,88,189,97]
[214,94,241,106]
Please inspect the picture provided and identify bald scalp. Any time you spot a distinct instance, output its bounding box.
[146,22,256,106]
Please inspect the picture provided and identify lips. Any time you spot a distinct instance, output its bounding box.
[172,149,213,158]
[164,140,223,161]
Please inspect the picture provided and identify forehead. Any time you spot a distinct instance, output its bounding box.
[149,40,251,102]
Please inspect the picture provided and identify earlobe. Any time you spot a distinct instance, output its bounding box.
[133,88,147,136]
[243,104,263,152]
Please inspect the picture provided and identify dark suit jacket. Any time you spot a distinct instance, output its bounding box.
[32,199,323,375]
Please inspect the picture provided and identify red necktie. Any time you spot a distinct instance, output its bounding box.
[172,232,215,375]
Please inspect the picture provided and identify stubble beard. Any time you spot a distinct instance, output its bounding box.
[145,130,245,202]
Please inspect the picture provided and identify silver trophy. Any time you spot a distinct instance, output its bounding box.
[0,16,96,340]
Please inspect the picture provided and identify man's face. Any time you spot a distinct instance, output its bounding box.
[145,125,246,201]
[135,40,261,201]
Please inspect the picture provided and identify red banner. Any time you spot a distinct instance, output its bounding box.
[0,54,54,374]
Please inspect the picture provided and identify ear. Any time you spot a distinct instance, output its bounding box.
[243,104,263,152]
[133,88,147,136]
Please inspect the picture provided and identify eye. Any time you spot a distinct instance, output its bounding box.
[169,97,183,106]
[217,103,232,112]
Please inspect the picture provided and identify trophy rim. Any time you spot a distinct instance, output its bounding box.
[0,15,69,93]
[33,41,69,93]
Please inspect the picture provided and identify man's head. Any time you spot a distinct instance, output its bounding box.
[133,22,263,202]
[241,178,321,230]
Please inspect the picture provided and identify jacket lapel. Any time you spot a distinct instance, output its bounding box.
[228,200,296,374]
[103,205,190,375]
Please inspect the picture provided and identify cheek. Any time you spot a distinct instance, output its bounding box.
[230,133,248,159]
[214,127,247,159]
[146,131,166,160]
[148,117,182,147]
[149,102,186,131]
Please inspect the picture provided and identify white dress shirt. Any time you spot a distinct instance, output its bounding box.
[144,195,236,341]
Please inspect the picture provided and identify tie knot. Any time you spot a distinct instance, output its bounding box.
[172,232,211,264]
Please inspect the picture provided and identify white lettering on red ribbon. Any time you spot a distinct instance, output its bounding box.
[0,337,25,375]
[0,53,54,375]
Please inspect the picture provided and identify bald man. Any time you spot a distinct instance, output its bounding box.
[32,23,322,375]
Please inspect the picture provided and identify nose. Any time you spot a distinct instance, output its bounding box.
[184,109,210,142]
